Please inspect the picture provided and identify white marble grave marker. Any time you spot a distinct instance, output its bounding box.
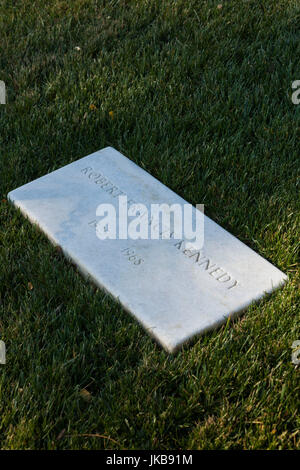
[8,147,287,352]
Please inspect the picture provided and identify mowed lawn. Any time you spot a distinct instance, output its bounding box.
[0,0,299,450]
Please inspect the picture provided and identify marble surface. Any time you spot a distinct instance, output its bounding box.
[8,147,287,352]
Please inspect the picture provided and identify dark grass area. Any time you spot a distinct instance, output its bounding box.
[0,0,299,449]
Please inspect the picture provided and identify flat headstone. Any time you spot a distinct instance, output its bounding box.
[8,147,287,352]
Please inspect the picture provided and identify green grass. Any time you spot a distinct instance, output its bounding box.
[0,0,299,450]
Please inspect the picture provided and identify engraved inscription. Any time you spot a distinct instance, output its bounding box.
[88,219,240,289]
[81,167,136,205]
[121,247,144,266]
[174,240,239,290]
[84,165,240,290]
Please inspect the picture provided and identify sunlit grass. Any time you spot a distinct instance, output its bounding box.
[0,0,299,450]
